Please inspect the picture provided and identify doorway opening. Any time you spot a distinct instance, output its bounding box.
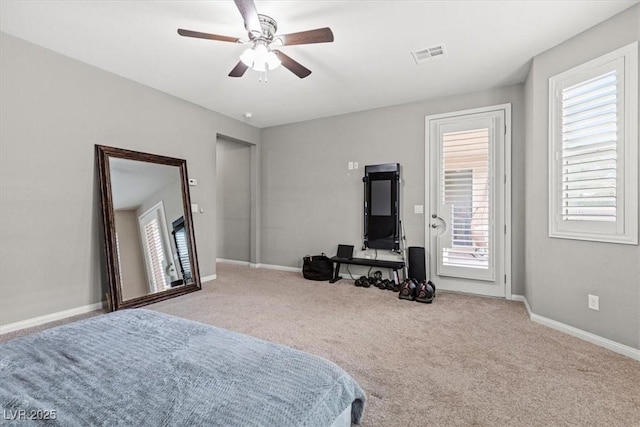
[216,135,259,265]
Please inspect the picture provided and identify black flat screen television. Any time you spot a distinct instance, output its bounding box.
[363,163,400,251]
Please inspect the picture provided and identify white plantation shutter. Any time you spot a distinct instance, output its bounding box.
[441,128,490,269]
[560,70,618,222]
[444,169,473,247]
[549,42,638,244]
[143,218,168,292]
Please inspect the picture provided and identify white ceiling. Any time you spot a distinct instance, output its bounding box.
[110,158,180,210]
[1,1,637,128]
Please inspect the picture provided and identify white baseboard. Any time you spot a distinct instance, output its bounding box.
[520,295,639,362]
[216,258,251,267]
[216,258,301,273]
[0,302,105,335]
[511,294,525,302]
[201,274,217,283]
[252,263,302,273]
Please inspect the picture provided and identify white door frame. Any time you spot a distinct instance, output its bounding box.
[425,103,512,299]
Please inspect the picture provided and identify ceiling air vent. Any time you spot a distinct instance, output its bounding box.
[412,44,446,64]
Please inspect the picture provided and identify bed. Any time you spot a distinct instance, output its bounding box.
[0,309,366,426]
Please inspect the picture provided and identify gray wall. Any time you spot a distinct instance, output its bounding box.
[0,32,259,326]
[113,210,147,300]
[216,137,252,262]
[260,84,526,293]
[524,5,640,349]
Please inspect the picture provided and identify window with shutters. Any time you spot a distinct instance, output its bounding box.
[143,217,168,292]
[549,42,638,244]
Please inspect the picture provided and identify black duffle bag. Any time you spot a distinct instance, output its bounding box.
[302,253,334,281]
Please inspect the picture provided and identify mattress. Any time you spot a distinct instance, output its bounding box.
[0,309,366,426]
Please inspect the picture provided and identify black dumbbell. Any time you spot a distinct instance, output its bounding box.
[415,280,437,303]
[398,278,418,301]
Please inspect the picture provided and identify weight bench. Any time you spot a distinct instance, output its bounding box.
[329,256,405,283]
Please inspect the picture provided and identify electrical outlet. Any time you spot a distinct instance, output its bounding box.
[353,162,359,169]
[588,294,599,311]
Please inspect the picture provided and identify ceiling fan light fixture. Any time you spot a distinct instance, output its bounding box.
[252,59,267,72]
[266,51,281,70]
[239,48,255,67]
[253,43,269,68]
[240,43,281,73]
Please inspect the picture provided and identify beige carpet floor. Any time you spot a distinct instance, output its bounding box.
[3,263,639,426]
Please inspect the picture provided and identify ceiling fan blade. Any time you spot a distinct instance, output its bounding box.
[234,0,261,36]
[229,61,249,78]
[177,29,240,43]
[278,27,334,46]
[273,50,311,79]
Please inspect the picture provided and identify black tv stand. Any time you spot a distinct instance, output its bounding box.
[329,256,405,283]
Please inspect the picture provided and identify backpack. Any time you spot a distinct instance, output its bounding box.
[302,254,334,281]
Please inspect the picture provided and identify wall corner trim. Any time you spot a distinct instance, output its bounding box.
[0,302,105,335]
[520,296,639,361]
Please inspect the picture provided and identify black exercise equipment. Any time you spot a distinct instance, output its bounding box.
[398,278,418,301]
[415,280,436,303]
[408,246,426,283]
[363,164,400,251]
[356,276,369,287]
[328,256,405,284]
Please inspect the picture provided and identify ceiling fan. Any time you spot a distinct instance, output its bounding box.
[177,0,334,80]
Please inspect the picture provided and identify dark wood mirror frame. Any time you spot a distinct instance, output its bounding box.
[96,145,201,311]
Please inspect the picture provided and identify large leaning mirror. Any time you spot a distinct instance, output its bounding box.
[96,145,201,311]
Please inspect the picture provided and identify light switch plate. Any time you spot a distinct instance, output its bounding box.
[414,205,424,214]
[188,178,198,186]
[191,203,199,213]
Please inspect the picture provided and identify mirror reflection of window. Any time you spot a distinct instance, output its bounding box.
[172,217,192,283]
[138,201,176,293]
[142,216,168,292]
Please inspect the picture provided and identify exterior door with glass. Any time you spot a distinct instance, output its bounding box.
[426,106,510,297]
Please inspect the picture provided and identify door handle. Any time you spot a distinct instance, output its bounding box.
[430,214,446,230]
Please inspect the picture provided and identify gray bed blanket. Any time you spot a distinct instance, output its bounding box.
[0,309,365,426]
